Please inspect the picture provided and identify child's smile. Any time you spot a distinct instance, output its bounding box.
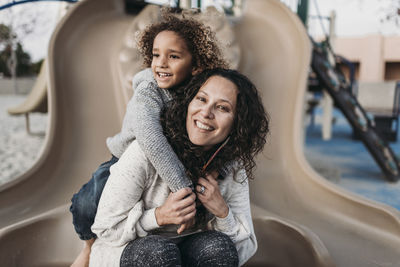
[151,31,196,89]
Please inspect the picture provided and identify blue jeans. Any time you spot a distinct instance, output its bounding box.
[70,155,119,240]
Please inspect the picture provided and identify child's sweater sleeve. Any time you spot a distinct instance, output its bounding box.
[130,69,192,192]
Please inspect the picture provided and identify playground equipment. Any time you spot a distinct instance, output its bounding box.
[311,40,400,182]
[357,80,400,142]
[0,0,77,11]
[7,60,48,134]
[0,0,399,266]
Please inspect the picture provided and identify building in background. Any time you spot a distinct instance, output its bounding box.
[335,34,400,82]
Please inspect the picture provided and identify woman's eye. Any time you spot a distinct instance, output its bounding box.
[217,105,229,112]
[152,53,159,57]
[196,96,206,102]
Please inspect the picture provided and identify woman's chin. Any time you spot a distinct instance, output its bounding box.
[189,139,213,150]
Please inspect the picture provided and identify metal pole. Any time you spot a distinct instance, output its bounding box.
[321,11,336,141]
[0,0,77,11]
[297,0,309,27]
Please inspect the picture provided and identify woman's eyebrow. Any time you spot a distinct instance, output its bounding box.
[219,99,234,107]
[198,90,208,96]
[199,90,233,106]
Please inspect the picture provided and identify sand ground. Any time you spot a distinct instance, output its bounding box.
[0,95,47,186]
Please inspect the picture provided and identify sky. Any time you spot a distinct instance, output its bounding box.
[0,0,399,62]
[307,0,400,37]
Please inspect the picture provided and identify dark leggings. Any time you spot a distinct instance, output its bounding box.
[120,231,239,267]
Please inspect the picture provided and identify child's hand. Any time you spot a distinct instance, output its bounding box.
[177,217,196,234]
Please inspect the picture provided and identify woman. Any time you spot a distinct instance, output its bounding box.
[90,68,269,266]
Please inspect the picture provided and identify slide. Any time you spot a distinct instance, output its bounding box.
[7,59,48,134]
[0,0,399,266]
[311,40,400,182]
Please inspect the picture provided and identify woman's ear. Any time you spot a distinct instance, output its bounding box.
[191,67,202,76]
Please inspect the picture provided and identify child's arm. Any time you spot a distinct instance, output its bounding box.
[130,69,192,192]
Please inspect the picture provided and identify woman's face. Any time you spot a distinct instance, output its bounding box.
[186,75,238,150]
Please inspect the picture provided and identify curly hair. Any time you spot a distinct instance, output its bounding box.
[137,8,228,71]
[161,68,270,184]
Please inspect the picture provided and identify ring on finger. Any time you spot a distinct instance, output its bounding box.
[199,185,205,194]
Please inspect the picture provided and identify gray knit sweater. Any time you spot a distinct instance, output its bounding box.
[90,141,257,267]
[106,68,192,191]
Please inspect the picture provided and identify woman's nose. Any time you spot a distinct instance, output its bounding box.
[200,105,215,119]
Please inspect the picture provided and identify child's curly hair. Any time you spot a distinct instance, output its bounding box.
[137,8,228,70]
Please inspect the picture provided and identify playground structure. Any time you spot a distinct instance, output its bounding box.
[0,0,399,266]
[7,60,48,134]
[311,40,400,182]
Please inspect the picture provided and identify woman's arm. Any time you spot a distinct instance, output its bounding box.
[92,141,197,247]
[198,168,257,266]
[91,142,159,247]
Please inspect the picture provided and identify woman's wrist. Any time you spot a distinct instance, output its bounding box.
[155,207,164,226]
[215,205,229,219]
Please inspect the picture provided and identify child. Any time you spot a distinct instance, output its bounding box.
[70,8,227,267]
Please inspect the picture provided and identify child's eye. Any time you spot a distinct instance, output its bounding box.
[152,53,159,58]
[170,54,180,59]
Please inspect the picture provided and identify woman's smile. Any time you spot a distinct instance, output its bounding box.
[186,75,238,150]
[195,120,215,131]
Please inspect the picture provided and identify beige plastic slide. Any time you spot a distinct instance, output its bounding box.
[0,0,400,266]
[7,60,48,134]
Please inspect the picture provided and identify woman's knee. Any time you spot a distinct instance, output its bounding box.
[181,231,239,266]
[121,235,181,267]
[202,231,238,265]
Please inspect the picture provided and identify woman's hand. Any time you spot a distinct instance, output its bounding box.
[196,173,229,218]
[155,188,196,227]
[177,217,196,234]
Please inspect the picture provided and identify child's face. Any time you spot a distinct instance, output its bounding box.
[151,31,196,89]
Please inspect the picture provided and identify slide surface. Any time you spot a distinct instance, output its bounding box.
[7,60,47,116]
[0,0,399,266]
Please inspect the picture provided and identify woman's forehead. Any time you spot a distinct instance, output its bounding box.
[198,76,238,105]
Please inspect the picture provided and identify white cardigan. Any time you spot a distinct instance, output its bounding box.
[90,141,257,266]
